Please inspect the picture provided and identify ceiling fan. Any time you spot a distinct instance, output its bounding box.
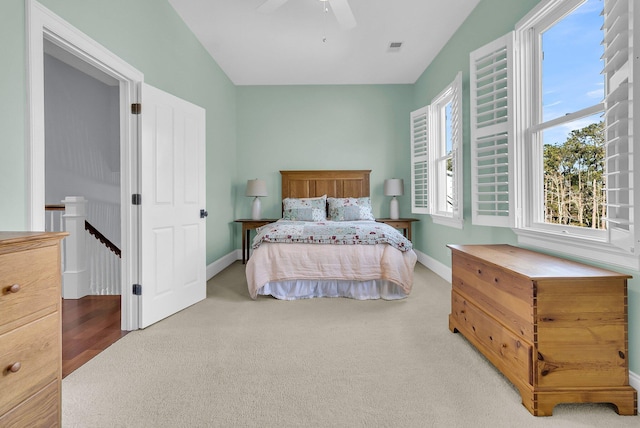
[258,0,357,30]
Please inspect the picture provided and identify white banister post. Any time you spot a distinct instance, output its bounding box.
[62,196,89,299]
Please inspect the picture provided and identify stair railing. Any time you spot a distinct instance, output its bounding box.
[45,196,121,297]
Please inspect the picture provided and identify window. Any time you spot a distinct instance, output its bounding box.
[524,0,605,240]
[470,0,638,269]
[411,72,463,228]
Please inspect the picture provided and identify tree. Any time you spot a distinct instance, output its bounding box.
[543,121,605,229]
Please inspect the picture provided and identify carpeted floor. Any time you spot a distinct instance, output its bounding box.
[62,261,639,427]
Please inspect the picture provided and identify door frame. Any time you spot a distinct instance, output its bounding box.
[26,0,142,330]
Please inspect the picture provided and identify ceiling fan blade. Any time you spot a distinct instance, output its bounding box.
[329,0,356,29]
[257,0,289,13]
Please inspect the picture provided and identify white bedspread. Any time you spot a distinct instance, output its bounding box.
[245,242,417,299]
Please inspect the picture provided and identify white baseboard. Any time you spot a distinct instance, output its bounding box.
[412,249,640,392]
[414,249,451,283]
[630,370,640,392]
[206,250,240,280]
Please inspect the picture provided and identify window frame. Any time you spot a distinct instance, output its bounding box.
[411,72,463,229]
[432,86,455,218]
[518,0,606,238]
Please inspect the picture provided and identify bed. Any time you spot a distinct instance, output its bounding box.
[245,170,417,300]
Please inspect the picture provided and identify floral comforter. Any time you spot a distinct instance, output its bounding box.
[252,220,413,252]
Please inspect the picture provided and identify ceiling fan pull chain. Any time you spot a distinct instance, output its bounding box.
[322,0,328,43]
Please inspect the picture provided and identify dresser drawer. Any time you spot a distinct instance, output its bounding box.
[451,252,535,341]
[451,291,532,386]
[0,245,60,334]
[0,312,59,416]
[0,380,59,428]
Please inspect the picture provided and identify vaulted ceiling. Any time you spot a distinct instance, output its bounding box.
[168,0,481,85]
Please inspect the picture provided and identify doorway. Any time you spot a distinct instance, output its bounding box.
[27,0,143,330]
[44,40,122,297]
[42,40,129,375]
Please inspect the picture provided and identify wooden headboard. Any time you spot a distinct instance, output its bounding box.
[280,170,371,199]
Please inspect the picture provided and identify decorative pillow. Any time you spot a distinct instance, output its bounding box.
[282,207,315,221]
[282,195,327,221]
[327,197,375,221]
[340,206,362,221]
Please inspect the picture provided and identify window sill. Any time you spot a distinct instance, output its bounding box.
[431,214,463,229]
[513,227,639,271]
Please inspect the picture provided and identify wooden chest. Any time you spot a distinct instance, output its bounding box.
[448,244,637,416]
[0,232,66,427]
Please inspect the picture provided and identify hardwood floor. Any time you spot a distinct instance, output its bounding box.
[62,295,128,378]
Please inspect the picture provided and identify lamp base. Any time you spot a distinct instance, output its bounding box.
[389,197,399,220]
[251,197,262,220]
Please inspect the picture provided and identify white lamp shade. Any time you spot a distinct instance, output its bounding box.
[384,178,404,196]
[246,179,268,197]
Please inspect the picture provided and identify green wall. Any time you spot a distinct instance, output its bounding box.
[0,0,237,263]
[235,85,413,219]
[0,0,28,228]
[412,0,640,375]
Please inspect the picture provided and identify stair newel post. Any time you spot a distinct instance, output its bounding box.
[62,196,90,299]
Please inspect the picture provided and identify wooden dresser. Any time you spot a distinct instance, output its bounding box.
[448,244,637,416]
[0,232,67,427]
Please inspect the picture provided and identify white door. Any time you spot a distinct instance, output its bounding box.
[139,83,206,328]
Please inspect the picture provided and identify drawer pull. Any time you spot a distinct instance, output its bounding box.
[8,284,21,293]
[9,362,22,373]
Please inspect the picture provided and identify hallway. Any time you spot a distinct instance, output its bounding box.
[62,295,127,378]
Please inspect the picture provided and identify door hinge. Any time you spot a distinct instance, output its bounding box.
[132,194,142,205]
[131,103,141,114]
[133,284,142,295]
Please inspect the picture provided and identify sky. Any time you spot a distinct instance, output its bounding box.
[542,0,603,145]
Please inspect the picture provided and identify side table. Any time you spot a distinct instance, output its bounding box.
[234,219,278,264]
[376,218,419,241]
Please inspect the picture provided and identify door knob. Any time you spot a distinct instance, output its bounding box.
[200,209,208,219]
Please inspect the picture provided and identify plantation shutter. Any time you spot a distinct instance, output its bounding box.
[411,106,430,214]
[603,0,636,253]
[450,72,463,221]
[469,33,515,227]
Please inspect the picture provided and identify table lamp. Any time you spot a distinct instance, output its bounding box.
[384,178,404,220]
[246,179,268,220]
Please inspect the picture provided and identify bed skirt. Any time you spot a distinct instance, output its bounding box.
[257,279,408,300]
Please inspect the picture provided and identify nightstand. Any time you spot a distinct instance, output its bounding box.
[376,218,419,241]
[235,219,279,263]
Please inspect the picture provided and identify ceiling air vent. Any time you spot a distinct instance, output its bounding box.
[388,42,403,52]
